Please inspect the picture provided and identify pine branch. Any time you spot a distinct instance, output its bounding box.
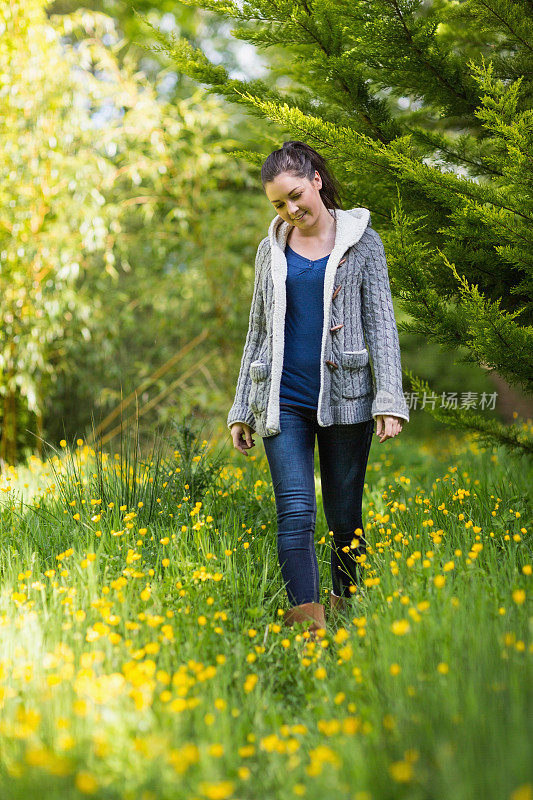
[440,254,533,392]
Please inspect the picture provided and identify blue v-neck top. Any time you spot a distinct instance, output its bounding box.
[279,242,331,411]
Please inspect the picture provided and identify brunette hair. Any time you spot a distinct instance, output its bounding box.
[260,141,343,210]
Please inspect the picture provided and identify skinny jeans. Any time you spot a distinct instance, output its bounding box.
[262,402,374,606]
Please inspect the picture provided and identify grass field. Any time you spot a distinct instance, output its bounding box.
[0,419,531,800]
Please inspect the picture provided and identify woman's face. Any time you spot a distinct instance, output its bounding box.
[264,169,324,228]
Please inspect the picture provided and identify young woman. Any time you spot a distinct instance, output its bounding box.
[227,141,410,640]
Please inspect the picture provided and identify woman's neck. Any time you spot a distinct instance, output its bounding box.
[287,206,336,255]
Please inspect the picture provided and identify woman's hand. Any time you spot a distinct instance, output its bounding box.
[230,422,256,456]
[375,414,404,443]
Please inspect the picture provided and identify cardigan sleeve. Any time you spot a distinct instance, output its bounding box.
[227,238,269,433]
[360,231,410,422]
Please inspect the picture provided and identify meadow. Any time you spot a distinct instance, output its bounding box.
[0,419,531,800]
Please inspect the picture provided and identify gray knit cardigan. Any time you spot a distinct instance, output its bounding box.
[227,207,410,438]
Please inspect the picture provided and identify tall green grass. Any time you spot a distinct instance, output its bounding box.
[0,417,531,800]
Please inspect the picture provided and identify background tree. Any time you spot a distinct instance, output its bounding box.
[0,0,271,464]
[140,0,533,455]
[0,0,125,464]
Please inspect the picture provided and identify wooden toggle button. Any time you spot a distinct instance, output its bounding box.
[330,323,344,332]
[339,257,347,265]
[332,284,342,300]
[325,360,339,369]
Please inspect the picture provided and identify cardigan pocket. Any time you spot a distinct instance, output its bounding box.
[341,349,373,398]
[249,360,270,413]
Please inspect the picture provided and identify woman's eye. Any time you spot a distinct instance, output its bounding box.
[275,193,301,209]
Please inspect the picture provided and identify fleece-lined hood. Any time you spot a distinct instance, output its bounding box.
[268,207,372,255]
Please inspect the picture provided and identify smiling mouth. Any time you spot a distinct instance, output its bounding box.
[292,212,306,221]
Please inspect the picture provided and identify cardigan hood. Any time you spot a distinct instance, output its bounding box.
[268,207,372,256]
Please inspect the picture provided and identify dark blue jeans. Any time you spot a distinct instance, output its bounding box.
[262,402,375,606]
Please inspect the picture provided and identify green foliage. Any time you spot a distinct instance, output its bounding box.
[0,0,272,463]
[0,0,125,462]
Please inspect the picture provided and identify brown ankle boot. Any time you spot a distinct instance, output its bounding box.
[284,601,327,641]
[329,590,353,618]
